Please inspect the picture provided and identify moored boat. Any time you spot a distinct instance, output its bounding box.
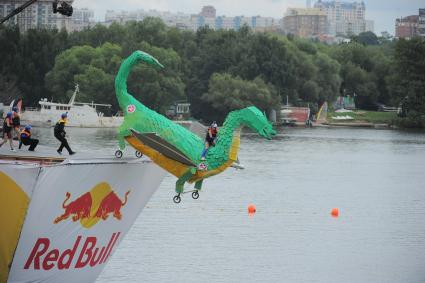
[20,85,123,128]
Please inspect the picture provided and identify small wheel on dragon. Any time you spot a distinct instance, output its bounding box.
[115,150,123,158]
[192,191,199,200]
[135,151,143,158]
[173,195,181,204]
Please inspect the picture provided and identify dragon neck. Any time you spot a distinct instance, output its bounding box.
[115,52,146,111]
[214,111,242,159]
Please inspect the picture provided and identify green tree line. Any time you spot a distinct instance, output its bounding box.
[0,18,424,126]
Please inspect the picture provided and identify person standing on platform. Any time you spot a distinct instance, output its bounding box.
[12,107,21,141]
[54,113,75,155]
[0,112,15,151]
[19,125,39,151]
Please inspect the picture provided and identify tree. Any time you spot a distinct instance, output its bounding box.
[300,80,319,102]
[0,75,21,103]
[46,43,122,108]
[0,25,21,104]
[0,26,72,106]
[353,31,379,46]
[74,66,115,107]
[0,20,402,121]
[201,73,280,123]
[126,42,186,113]
[388,38,425,117]
[313,53,341,104]
[123,17,168,54]
[331,42,394,108]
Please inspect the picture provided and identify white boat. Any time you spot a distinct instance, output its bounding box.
[20,85,124,128]
[0,146,166,283]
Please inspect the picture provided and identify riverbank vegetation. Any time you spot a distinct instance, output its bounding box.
[328,110,397,124]
[0,19,424,127]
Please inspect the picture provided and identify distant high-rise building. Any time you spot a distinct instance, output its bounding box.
[70,8,94,31]
[314,1,370,36]
[102,6,279,33]
[0,0,73,32]
[395,15,419,39]
[365,20,374,32]
[200,6,216,18]
[215,16,235,30]
[306,0,312,8]
[283,8,327,38]
[419,8,425,38]
[105,10,139,25]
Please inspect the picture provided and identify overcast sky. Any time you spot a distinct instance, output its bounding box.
[73,0,424,35]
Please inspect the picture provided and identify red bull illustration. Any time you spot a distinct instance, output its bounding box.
[54,192,92,223]
[53,182,131,228]
[95,191,130,220]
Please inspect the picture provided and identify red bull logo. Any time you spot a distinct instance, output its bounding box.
[53,182,130,228]
[24,232,121,270]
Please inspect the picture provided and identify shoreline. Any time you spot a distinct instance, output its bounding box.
[278,121,394,129]
[320,122,392,129]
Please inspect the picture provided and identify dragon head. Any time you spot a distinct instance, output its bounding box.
[135,50,164,69]
[240,106,276,140]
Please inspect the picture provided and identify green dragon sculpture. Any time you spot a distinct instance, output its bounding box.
[115,51,276,203]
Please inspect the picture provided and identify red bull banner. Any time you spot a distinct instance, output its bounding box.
[0,164,40,283]
[1,160,166,283]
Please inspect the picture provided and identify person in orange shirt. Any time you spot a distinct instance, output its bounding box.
[19,125,39,151]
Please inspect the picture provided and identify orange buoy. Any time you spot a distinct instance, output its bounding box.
[248,204,256,214]
[331,208,339,217]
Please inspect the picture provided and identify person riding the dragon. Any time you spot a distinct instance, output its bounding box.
[200,121,218,160]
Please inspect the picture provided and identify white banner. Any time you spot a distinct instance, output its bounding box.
[0,164,40,283]
[8,161,166,283]
[0,163,40,197]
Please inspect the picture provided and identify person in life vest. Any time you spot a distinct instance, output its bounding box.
[12,106,21,141]
[19,125,39,151]
[0,112,15,151]
[54,112,75,155]
[200,121,218,160]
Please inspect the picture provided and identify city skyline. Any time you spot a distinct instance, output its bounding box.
[73,0,424,35]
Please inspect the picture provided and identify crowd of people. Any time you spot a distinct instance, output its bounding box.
[0,109,75,155]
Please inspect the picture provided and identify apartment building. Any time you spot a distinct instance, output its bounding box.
[283,8,327,38]
[0,0,73,31]
[314,0,371,36]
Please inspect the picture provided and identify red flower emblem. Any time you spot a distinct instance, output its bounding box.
[198,162,208,171]
[127,104,136,113]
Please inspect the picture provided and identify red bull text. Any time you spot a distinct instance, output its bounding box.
[24,232,121,270]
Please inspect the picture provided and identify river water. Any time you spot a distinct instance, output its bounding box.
[33,126,425,283]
